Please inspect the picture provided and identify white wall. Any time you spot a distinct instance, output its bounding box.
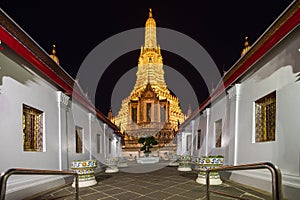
[176,22,300,199]
[0,55,60,171]
[0,48,122,199]
[67,102,91,162]
[67,103,121,166]
[0,53,62,199]
[207,94,228,158]
[233,27,300,194]
[90,117,105,164]
[176,133,182,155]
[198,110,209,156]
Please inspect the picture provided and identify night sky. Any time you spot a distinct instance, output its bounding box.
[0,0,294,115]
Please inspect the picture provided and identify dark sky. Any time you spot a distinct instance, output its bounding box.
[0,0,294,115]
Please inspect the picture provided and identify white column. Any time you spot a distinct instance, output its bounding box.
[191,120,195,156]
[103,123,107,158]
[116,138,119,157]
[182,131,185,155]
[88,113,94,160]
[176,133,181,155]
[114,138,118,157]
[117,138,121,157]
[57,91,70,170]
[228,84,241,165]
[203,108,210,156]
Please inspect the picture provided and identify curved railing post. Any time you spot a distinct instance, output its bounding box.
[204,162,283,200]
[265,162,283,200]
[75,173,79,200]
[0,169,14,200]
[206,169,210,200]
[0,168,79,200]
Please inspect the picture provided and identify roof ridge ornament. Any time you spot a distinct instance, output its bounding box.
[52,44,56,55]
[244,36,249,47]
[49,44,60,65]
[241,36,251,57]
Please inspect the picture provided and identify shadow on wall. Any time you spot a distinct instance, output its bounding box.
[219,171,232,180]
[296,73,300,82]
[0,43,38,86]
[253,27,300,83]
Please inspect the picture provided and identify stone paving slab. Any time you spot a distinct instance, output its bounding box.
[31,165,273,200]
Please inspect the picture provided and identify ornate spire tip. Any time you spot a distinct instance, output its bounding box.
[149,8,152,18]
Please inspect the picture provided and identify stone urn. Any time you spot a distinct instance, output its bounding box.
[177,155,192,171]
[105,157,119,173]
[71,159,97,188]
[117,156,128,168]
[168,155,179,166]
[195,156,224,185]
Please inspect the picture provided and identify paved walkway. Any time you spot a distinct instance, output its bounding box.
[33,163,272,200]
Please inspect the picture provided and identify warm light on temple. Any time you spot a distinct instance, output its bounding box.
[111,9,187,151]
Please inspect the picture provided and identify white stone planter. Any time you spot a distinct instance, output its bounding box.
[105,157,119,173]
[117,157,128,167]
[177,155,192,171]
[168,155,179,166]
[195,157,224,185]
[71,160,97,188]
[136,156,159,164]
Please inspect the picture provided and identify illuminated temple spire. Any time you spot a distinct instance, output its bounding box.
[112,9,186,149]
[134,8,166,91]
[145,8,157,48]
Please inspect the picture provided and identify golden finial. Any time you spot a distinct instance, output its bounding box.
[149,8,153,18]
[50,44,60,65]
[244,36,249,47]
[241,36,251,57]
[52,44,56,55]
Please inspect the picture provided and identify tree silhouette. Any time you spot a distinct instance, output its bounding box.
[138,136,158,154]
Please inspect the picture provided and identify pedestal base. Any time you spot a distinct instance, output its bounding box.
[117,157,128,167]
[196,174,222,185]
[117,163,128,167]
[177,160,192,171]
[194,156,224,185]
[72,178,97,188]
[105,167,119,173]
[177,166,192,171]
[168,162,179,166]
[136,157,159,164]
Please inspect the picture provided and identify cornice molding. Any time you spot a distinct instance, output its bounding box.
[57,91,70,107]
[227,84,241,101]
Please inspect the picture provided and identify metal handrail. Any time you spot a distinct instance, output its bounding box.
[204,162,283,200]
[0,168,79,200]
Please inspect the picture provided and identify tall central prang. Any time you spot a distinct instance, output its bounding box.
[134,8,166,91]
[110,9,188,151]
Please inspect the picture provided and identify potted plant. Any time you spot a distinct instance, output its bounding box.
[195,155,224,185]
[138,136,158,157]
